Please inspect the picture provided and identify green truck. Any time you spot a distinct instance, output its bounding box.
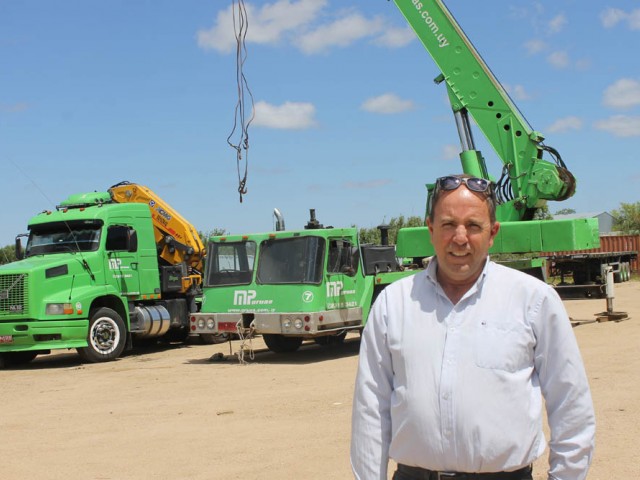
[0,182,207,366]
[190,210,416,353]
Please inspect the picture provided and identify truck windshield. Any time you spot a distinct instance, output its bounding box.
[26,220,102,256]
[257,236,324,285]
[206,241,256,286]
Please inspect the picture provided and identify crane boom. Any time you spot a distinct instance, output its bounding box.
[108,182,205,287]
[392,0,598,257]
[392,0,575,222]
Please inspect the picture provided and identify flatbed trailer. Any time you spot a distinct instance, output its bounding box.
[546,250,637,299]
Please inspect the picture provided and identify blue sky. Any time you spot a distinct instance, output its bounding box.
[2,0,640,247]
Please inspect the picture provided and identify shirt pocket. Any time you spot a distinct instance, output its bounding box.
[474,321,533,373]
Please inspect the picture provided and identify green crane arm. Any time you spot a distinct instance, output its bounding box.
[392,0,576,222]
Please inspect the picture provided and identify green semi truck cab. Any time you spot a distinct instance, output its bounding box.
[190,211,417,353]
[0,185,205,367]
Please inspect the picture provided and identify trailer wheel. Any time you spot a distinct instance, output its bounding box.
[624,262,631,282]
[77,307,126,363]
[263,334,303,353]
[613,269,622,283]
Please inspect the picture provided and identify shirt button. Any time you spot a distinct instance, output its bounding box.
[443,393,450,400]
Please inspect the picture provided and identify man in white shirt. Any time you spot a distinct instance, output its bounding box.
[350,174,595,480]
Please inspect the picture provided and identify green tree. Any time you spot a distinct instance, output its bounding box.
[554,208,576,215]
[198,228,227,245]
[533,204,553,220]
[358,216,424,245]
[612,202,640,234]
[0,244,17,265]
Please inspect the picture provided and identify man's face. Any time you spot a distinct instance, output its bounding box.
[427,186,500,288]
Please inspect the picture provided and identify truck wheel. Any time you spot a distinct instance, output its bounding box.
[263,334,303,353]
[624,262,630,282]
[613,269,622,283]
[77,307,126,363]
[3,351,38,366]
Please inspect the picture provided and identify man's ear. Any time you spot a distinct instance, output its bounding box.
[488,221,500,247]
[426,217,434,235]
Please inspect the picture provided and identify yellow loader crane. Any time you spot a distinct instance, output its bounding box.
[108,181,205,294]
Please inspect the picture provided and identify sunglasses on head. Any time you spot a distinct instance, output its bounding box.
[435,175,493,194]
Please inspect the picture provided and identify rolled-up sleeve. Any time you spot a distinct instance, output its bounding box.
[351,290,394,480]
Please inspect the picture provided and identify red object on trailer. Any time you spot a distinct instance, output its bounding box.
[541,234,639,273]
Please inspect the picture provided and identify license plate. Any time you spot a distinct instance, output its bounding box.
[217,322,238,333]
[0,335,13,344]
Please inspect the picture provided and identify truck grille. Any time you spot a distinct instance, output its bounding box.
[0,274,29,317]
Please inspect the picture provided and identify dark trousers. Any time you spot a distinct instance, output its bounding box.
[392,464,533,480]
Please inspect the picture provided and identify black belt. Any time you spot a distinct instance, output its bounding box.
[396,464,532,480]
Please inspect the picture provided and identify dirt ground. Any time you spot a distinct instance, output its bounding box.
[1,282,639,480]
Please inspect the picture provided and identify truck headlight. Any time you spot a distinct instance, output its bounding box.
[206,318,215,329]
[197,318,206,329]
[293,318,303,330]
[46,303,74,315]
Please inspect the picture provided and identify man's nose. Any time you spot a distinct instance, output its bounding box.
[452,225,468,244]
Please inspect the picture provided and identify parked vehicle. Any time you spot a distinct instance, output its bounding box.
[0,182,208,366]
[190,210,416,353]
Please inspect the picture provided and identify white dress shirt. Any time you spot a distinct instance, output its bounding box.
[351,258,595,480]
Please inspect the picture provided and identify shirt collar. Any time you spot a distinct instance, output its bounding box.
[425,255,492,299]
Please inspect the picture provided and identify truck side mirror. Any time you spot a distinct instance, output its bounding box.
[128,229,138,253]
[15,234,26,260]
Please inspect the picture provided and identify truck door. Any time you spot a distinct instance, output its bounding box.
[105,225,141,296]
[326,238,359,310]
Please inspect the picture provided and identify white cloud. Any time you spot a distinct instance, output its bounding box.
[343,179,393,189]
[631,10,640,29]
[548,14,567,34]
[594,115,640,137]
[600,7,640,30]
[602,78,640,110]
[361,93,415,114]
[601,8,626,28]
[197,0,404,55]
[197,0,327,53]
[373,26,415,48]
[504,84,532,101]
[297,13,383,54]
[253,100,318,129]
[524,39,546,55]
[546,116,583,133]
[443,144,459,161]
[547,50,569,68]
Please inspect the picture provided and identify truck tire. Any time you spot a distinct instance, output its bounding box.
[624,262,631,282]
[77,307,126,363]
[613,269,622,283]
[263,334,303,353]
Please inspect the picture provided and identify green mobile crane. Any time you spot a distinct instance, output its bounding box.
[392,0,599,261]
